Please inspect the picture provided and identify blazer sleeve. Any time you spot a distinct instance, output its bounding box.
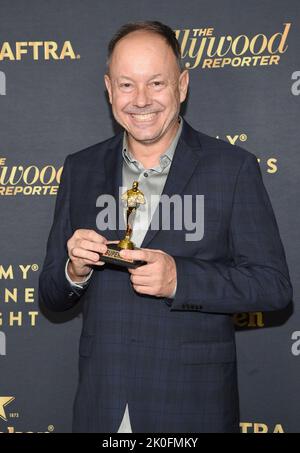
[170,153,293,314]
[39,155,88,311]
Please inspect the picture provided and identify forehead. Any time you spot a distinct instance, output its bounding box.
[109,31,178,77]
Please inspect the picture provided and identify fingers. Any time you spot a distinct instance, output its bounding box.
[78,239,107,255]
[67,230,112,277]
[128,263,154,276]
[119,248,157,264]
[71,256,105,268]
[129,273,152,286]
[132,285,154,295]
[70,245,104,263]
[69,239,107,261]
[68,230,107,254]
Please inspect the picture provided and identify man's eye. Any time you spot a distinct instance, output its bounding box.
[152,81,164,87]
[120,83,132,89]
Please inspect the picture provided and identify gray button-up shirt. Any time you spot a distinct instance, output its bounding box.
[122,118,183,248]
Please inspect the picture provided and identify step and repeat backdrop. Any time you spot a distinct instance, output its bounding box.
[0,0,299,433]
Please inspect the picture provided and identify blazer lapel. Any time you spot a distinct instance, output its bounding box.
[101,133,125,241]
[141,120,202,249]
[101,121,202,246]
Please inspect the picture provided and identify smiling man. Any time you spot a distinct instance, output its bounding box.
[39,21,292,433]
[104,27,188,160]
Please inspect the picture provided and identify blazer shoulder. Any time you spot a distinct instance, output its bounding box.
[66,133,122,165]
[196,129,257,163]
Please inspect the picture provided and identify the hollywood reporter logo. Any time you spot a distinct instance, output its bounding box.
[0,71,5,95]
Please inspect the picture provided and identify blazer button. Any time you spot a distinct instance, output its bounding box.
[68,292,74,297]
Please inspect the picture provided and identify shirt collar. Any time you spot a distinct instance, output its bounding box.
[122,116,183,172]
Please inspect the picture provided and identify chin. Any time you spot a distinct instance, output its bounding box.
[128,124,166,142]
[130,131,163,144]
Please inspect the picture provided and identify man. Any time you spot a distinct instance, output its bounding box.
[39,21,292,433]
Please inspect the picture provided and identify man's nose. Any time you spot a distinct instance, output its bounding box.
[133,85,151,108]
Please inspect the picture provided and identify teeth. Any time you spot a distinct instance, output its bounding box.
[131,113,157,122]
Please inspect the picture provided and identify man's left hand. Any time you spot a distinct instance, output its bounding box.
[120,248,177,298]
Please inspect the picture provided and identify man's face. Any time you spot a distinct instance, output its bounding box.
[104,31,189,145]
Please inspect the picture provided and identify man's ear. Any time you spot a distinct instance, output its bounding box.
[179,69,189,103]
[104,74,113,104]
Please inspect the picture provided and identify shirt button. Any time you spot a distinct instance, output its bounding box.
[143,172,148,177]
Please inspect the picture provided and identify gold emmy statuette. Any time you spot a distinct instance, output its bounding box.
[101,181,146,268]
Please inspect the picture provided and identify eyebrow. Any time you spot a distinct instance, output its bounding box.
[118,73,164,82]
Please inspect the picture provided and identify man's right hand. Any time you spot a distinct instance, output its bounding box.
[67,229,108,283]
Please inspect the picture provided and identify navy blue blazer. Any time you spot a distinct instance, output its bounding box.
[39,120,292,433]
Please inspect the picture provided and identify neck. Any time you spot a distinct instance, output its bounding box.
[127,120,180,169]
